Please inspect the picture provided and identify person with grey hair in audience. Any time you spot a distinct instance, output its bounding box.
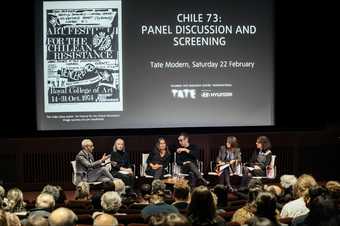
[41,185,60,203]
[279,174,297,204]
[93,213,118,226]
[21,193,55,225]
[75,139,114,184]
[100,191,122,214]
[48,207,78,226]
[75,181,90,200]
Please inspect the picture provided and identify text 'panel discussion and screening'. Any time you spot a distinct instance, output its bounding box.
[0,0,339,226]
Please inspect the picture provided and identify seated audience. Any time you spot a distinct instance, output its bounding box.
[129,183,151,209]
[265,185,284,210]
[48,207,78,226]
[325,180,340,209]
[248,192,283,226]
[187,185,225,226]
[0,209,21,226]
[54,186,66,205]
[280,174,317,218]
[279,175,298,204]
[22,193,55,225]
[91,180,116,209]
[100,191,122,214]
[172,182,190,211]
[232,178,263,225]
[93,213,118,226]
[149,213,190,226]
[212,184,228,210]
[113,179,126,196]
[141,189,179,220]
[5,188,26,213]
[26,215,49,226]
[41,185,60,204]
[75,181,90,200]
[292,185,340,226]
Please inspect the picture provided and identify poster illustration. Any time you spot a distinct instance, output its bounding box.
[43,1,122,112]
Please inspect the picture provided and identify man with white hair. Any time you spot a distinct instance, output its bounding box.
[93,213,118,226]
[48,207,77,226]
[22,193,55,224]
[75,139,115,184]
[100,191,122,214]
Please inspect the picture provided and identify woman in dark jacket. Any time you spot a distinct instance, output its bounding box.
[145,137,171,179]
[216,136,242,191]
[110,138,134,188]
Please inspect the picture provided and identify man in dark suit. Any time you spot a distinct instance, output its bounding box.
[75,139,114,184]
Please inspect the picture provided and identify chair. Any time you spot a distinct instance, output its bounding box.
[70,160,103,186]
[139,153,171,178]
[252,155,277,179]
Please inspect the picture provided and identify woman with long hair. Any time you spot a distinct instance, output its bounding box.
[145,137,171,179]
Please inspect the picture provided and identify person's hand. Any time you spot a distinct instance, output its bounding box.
[176,148,183,153]
[230,160,236,165]
[101,153,109,162]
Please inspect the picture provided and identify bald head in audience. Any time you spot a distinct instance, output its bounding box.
[93,213,118,226]
[27,215,49,226]
[48,207,77,226]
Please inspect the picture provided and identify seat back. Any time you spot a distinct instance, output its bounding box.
[266,155,276,178]
[140,153,149,177]
[70,160,77,185]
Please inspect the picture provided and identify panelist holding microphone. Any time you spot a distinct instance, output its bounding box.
[176,133,210,187]
[75,139,115,184]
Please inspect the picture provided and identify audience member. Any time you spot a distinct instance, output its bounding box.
[280,174,317,218]
[48,207,77,226]
[187,186,225,226]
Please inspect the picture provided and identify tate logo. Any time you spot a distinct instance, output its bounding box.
[171,89,196,99]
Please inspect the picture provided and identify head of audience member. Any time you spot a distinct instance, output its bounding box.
[81,139,95,154]
[41,185,60,203]
[305,186,339,226]
[173,182,190,203]
[26,215,49,226]
[113,179,125,195]
[178,132,189,148]
[280,174,297,202]
[93,213,118,226]
[113,138,125,152]
[0,209,21,226]
[48,207,77,226]
[0,186,5,200]
[264,185,283,200]
[256,136,271,151]
[55,186,66,204]
[226,136,239,150]
[326,180,340,208]
[293,174,317,201]
[248,178,264,203]
[212,184,228,208]
[140,183,151,201]
[101,191,122,213]
[155,137,169,153]
[5,188,25,213]
[75,181,90,200]
[152,179,166,195]
[255,192,279,224]
[188,186,217,222]
[35,193,55,210]
[149,213,190,226]
[248,216,276,226]
[102,180,116,193]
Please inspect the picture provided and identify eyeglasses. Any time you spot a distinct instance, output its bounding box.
[178,139,184,142]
